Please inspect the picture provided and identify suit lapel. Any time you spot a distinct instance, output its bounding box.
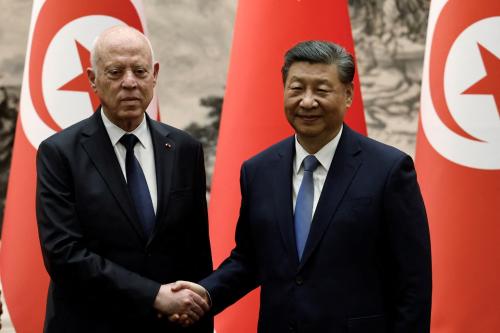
[80,111,146,240]
[299,126,363,269]
[147,117,174,244]
[271,137,299,265]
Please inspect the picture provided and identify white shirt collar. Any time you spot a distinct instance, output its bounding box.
[101,108,150,149]
[294,125,343,174]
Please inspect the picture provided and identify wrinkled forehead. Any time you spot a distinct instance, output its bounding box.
[99,46,153,72]
[92,27,155,68]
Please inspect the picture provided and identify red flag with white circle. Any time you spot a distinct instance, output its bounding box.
[416,0,500,331]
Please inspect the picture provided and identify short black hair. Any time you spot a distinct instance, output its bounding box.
[281,40,355,85]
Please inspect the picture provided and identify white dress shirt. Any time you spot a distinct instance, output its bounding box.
[101,109,158,213]
[292,125,343,218]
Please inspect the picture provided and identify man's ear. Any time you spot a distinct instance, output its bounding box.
[153,62,160,85]
[345,83,354,107]
[87,68,97,92]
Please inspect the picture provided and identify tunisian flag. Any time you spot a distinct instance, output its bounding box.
[209,0,366,331]
[416,0,500,332]
[0,1,157,332]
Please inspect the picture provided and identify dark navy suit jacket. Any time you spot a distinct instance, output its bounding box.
[201,125,431,333]
[36,110,213,333]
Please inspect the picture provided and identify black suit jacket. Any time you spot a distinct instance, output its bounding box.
[200,125,431,333]
[36,110,213,333]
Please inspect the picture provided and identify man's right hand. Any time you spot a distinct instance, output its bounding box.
[153,283,209,326]
[168,281,212,327]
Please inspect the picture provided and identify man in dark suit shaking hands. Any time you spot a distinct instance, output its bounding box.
[36,26,213,333]
[174,40,432,332]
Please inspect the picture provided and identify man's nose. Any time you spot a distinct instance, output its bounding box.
[121,70,137,89]
[299,91,318,109]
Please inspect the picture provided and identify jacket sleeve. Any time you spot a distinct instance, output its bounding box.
[199,163,259,314]
[383,154,432,333]
[190,142,213,279]
[36,139,160,308]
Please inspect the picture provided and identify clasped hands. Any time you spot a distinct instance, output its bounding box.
[153,281,210,327]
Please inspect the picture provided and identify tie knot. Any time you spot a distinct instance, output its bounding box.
[119,134,140,152]
[303,155,319,172]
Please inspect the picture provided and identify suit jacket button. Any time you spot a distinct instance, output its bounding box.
[295,276,303,286]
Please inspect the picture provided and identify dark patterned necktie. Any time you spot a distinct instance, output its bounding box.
[119,134,156,237]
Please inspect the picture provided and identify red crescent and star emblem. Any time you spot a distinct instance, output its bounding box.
[429,0,500,141]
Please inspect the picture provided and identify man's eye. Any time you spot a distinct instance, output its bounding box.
[107,69,122,77]
[135,68,148,77]
[317,87,331,94]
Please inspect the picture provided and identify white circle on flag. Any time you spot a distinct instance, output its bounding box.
[20,15,134,149]
[421,16,500,170]
[444,17,500,143]
[43,15,123,129]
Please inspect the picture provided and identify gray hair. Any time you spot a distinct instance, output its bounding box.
[281,40,355,85]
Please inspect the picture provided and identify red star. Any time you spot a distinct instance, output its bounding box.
[58,40,100,110]
[462,43,500,117]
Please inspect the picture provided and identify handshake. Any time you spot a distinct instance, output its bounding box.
[153,281,210,327]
